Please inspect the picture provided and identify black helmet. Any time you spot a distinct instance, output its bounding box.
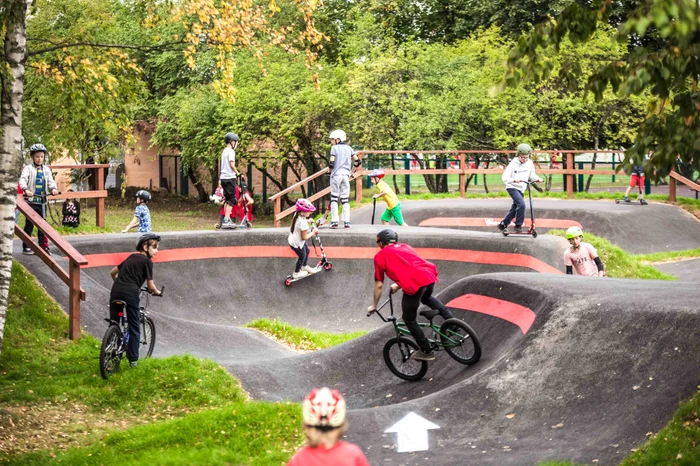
[377,228,398,245]
[29,143,47,154]
[136,233,161,252]
[136,190,151,202]
[224,132,240,144]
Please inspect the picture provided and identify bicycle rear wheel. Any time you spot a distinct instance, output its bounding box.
[100,325,123,379]
[383,336,428,381]
[141,315,156,358]
[440,318,481,365]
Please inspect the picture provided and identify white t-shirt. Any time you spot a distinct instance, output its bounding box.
[288,216,310,249]
[220,147,237,180]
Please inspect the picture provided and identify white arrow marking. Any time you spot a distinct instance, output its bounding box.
[384,412,440,453]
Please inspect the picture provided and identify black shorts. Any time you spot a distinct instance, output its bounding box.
[221,179,238,206]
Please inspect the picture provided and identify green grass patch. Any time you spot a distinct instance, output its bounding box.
[635,247,700,264]
[0,261,302,464]
[246,318,367,351]
[547,230,677,280]
[619,390,700,466]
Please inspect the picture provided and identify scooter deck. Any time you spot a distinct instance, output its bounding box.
[502,229,538,238]
[615,199,647,205]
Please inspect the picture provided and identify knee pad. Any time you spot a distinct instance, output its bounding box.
[340,197,349,204]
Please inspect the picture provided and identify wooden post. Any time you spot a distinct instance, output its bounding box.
[566,153,574,198]
[669,166,677,202]
[68,260,81,340]
[274,198,281,228]
[355,174,363,204]
[459,152,465,198]
[96,166,105,228]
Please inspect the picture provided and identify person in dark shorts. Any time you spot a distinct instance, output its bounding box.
[220,132,241,227]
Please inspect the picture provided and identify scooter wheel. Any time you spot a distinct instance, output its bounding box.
[531,230,538,238]
[323,262,333,270]
[285,278,293,286]
[615,199,620,204]
[502,230,509,237]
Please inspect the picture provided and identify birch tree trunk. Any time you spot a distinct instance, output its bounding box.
[0,0,29,353]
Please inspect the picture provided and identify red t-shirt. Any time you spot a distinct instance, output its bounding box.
[374,243,438,295]
[288,441,370,466]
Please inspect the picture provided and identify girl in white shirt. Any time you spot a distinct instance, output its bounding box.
[288,199,319,279]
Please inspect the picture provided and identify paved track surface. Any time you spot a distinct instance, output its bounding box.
[656,258,700,282]
[13,218,700,465]
[352,199,700,254]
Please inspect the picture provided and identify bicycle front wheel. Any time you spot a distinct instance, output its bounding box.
[100,325,123,379]
[383,337,428,381]
[141,316,156,358]
[440,318,481,365]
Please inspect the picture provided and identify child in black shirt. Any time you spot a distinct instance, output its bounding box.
[109,233,162,366]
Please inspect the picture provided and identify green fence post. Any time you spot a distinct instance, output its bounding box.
[578,162,584,193]
[611,154,616,183]
[645,176,651,195]
[404,154,411,195]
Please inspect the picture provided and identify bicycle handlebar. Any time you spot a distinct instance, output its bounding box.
[366,295,394,320]
[140,285,165,297]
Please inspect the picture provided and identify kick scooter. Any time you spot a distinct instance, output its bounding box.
[285,222,333,286]
[502,181,538,238]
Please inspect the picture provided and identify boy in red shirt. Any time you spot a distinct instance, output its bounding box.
[367,228,453,361]
[288,387,369,466]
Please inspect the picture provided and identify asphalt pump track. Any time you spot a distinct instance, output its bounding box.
[14,207,700,465]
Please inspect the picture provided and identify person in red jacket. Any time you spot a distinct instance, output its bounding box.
[367,228,454,361]
[288,387,369,466]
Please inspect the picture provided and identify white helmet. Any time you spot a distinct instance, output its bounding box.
[329,129,347,142]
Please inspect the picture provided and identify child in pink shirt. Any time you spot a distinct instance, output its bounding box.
[564,226,606,277]
[288,387,369,466]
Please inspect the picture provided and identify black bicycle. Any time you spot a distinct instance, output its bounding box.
[99,287,163,379]
[368,293,482,381]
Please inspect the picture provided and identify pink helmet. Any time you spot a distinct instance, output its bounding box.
[302,387,346,428]
[295,198,316,212]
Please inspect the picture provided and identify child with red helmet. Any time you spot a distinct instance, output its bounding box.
[369,169,408,226]
[288,387,369,466]
[288,199,320,279]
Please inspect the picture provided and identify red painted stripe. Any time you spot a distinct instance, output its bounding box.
[81,246,562,274]
[419,217,582,229]
[446,294,536,334]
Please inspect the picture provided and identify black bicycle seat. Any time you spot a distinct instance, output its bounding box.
[420,309,440,320]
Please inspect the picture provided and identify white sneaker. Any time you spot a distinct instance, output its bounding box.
[292,270,309,279]
[303,265,317,274]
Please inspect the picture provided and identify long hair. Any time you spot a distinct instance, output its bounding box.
[303,421,348,448]
[290,211,301,234]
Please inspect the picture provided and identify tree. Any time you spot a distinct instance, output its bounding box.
[0,0,29,352]
[499,0,700,179]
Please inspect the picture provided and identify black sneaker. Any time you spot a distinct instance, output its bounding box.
[23,248,34,255]
[497,222,506,231]
[329,222,339,229]
[344,222,351,229]
[514,226,523,233]
[43,247,51,256]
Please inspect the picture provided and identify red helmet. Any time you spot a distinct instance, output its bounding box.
[302,387,346,428]
[295,198,316,212]
[369,169,385,179]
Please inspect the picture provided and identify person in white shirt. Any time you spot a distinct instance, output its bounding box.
[327,129,361,229]
[497,144,543,233]
[220,132,241,227]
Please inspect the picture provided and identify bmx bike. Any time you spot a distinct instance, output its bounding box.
[99,287,163,379]
[367,293,482,381]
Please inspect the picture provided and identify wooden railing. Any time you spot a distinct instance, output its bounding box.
[269,150,624,227]
[669,167,700,202]
[48,164,110,227]
[15,197,87,340]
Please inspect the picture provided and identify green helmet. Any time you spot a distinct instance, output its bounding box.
[566,226,583,240]
[517,143,532,155]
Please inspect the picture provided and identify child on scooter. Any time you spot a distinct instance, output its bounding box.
[288,198,320,279]
[497,143,543,233]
